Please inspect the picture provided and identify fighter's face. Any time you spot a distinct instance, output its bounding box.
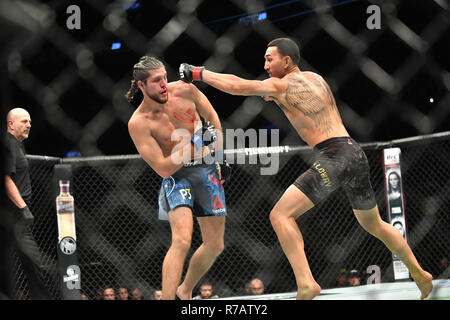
[264,46,289,78]
[140,67,168,104]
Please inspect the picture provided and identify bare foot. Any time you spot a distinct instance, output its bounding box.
[297,282,321,300]
[176,284,192,300]
[413,271,433,300]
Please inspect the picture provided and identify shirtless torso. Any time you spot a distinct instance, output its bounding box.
[130,81,200,156]
[266,71,349,148]
[129,77,220,178]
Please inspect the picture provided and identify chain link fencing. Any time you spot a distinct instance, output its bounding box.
[20,132,449,299]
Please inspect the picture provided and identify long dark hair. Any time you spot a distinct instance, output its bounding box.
[125,56,164,105]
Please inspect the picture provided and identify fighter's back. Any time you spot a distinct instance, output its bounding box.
[273,71,349,147]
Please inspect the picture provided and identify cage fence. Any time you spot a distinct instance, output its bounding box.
[19,132,450,299]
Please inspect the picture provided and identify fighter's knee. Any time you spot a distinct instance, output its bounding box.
[269,207,284,227]
[214,242,224,256]
[172,235,192,252]
[359,220,383,238]
[205,239,224,256]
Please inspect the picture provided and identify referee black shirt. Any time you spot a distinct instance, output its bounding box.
[4,132,31,204]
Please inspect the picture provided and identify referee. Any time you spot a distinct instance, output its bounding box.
[2,108,50,299]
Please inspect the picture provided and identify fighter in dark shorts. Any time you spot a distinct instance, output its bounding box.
[294,137,376,210]
[180,37,433,300]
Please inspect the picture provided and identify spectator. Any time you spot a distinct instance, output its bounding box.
[193,281,218,299]
[336,269,348,287]
[131,286,144,300]
[348,270,361,286]
[95,288,104,300]
[438,256,449,279]
[118,286,130,300]
[248,278,264,295]
[80,292,89,300]
[103,287,116,300]
[152,289,162,300]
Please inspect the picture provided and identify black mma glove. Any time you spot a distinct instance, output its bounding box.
[179,63,204,83]
[216,160,232,183]
[191,121,217,149]
[18,205,34,226]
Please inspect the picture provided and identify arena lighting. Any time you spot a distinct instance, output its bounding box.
[238,12,267,25]
[206,0,360,25]
[123,1,141,10]
[205,0,299,24]
[110,42,122,50]
[66,151,82,158]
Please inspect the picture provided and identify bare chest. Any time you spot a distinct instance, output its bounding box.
[150,101,200,154]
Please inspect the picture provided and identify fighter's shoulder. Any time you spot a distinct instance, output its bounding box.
[301,71,326,83]
[168,80,198,96]
[128,110,150,133]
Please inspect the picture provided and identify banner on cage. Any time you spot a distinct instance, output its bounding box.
[54,164,81,300]
[383,148,409,280]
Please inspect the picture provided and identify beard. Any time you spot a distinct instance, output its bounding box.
[145,90,168,104]
[151,95,168,104]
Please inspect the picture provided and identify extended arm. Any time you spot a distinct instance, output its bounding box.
[180,63,284,98]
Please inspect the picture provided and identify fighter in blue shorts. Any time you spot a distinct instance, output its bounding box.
[127,56,231,300]
[158,163,227,221]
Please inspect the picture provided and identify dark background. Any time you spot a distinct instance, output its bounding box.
[1,0,449,157]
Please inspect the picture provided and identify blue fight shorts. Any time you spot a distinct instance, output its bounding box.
[158,163,227,221]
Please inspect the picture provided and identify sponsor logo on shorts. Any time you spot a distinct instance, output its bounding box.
[209,174,223,190]
[212,196,226,214]
[213,196,224,209]
[313,162,332,187]
[179,189,192,199]
[212,208,226,214]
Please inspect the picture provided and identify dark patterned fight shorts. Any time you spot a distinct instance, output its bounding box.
[294,137,377,210]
